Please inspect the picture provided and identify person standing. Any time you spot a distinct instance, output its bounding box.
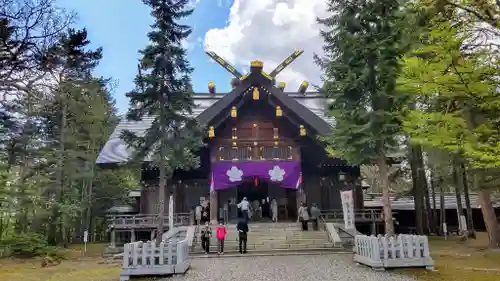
[195,204,202,225]
[223,200,229,224]
[310,203,321,231]
[216,221,227,255]
[237,197,250,222]
[297,203,310,231]
[200,222,212,254]
[271,198,278,222]
[236,219,249,254]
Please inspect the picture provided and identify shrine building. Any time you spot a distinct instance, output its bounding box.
[97,50,366,228]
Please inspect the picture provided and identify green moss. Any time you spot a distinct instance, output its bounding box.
[402,232,500,281]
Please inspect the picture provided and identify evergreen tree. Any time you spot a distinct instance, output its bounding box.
[317,0,411,235]
[122,0,203,243]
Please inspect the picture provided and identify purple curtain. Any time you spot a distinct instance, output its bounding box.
[211,160,301,190]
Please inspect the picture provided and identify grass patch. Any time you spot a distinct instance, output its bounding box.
[0,243,121,281]
[403,232,500,281]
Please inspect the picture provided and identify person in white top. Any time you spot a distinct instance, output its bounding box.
[237,197,250,222]
[271,199,278,222]
[195,205,202,225]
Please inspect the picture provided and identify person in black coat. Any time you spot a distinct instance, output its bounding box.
[236,219,249,254]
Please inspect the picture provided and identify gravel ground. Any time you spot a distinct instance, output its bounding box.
[169,254,417,281]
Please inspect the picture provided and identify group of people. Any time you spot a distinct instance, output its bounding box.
[198,198,322,255]
[194,202,210,225]
[199,218,249,255]
[237,197,279,222]
[297,202,321,231]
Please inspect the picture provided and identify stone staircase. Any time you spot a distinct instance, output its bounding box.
[191,222,345,255]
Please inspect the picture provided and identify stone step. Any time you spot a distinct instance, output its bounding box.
[191,250,349,258]
[193,244,335,253]
[227,231,326,237]
[191,243,339,254]
[191,247,348,256]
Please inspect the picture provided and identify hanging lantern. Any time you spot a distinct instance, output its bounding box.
[274,141,278,146]
[208,81,216,94]
[208,126,215,138]
[276,106,282,117]
[254,176,259,186]
[299,125,306,136]
[231,106,237,118]
[278,82,286,91]
[252,87,260,100]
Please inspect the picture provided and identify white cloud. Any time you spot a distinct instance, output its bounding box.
[186,0,201,9]
[204,0,328,92]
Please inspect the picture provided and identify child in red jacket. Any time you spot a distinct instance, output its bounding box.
[216,221,227,255]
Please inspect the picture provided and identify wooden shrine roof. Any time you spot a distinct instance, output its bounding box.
[96,93,333,164]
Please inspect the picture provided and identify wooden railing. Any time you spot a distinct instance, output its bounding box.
[109,213,191,229]
[354,234,434,269]
[320,209,388,222]
[120,237,191,280]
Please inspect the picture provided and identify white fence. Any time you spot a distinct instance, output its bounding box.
[120,238,190,281]
[354,234,434,270]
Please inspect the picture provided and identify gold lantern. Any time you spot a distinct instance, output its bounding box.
[231,106,237,118]
[276,106,282,117]
[208,126,215,138]
[278,81,286,91]
[252,87,260,100]
[299,125,306,136]
[208,81,216,94]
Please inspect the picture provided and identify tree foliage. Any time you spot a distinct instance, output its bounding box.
[0,0,136,254]
[122,0,203,242]
[317,0,412,235]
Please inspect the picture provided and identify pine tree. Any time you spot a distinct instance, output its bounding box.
[122,0,203,243]
[317,0,411,235]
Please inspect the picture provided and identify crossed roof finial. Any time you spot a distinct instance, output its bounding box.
[205,49,304,81]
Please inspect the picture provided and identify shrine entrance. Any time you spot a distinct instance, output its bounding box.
[216,180,297,222]
[237,180,270,221]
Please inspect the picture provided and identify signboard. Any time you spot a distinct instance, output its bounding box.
[83,230,88,253]
[340,190,355,230]
[168,195,174,231]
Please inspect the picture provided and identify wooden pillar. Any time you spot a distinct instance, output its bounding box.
[110,229,116,248]
[130,229,136,242]
[210,190,218,224]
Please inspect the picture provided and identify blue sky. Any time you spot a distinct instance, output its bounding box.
[56,0,236,114]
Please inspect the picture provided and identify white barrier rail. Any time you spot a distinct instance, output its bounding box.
[354,234,434,270]
[120,238,190,281]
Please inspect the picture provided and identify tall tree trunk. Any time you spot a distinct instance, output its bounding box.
[85,159,95,239]
[409,144,425,234]
[416,149,432,234]
[439,178,446,236]
[452,156,465,234]
[460,161,475,238]
[48,98,66,246]
[478,188,499,247]
[156,146,167,245]
[377,152,394,235]
[430,170,438,234]
[474,168,500,247]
